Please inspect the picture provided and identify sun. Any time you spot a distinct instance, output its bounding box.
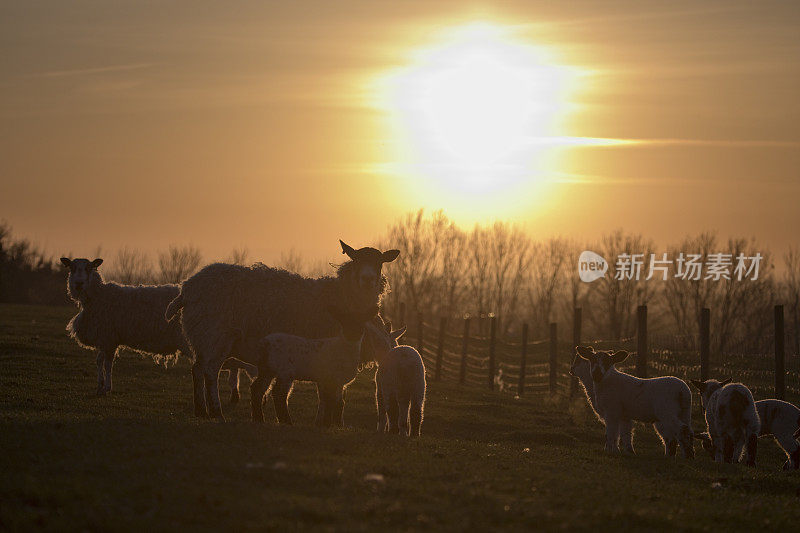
[376,23,578,199]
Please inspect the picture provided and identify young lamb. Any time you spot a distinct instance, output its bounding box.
[698,399,800,470]
[690,378,760,466]
[365,322,426,437]
[165,240,399,421]
[575,346,694,457]
[249,306,377,427]
[61,257,254,398]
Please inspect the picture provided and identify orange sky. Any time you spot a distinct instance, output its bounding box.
[1,1,798,265]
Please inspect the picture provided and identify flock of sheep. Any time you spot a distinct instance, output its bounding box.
[59,240,800,463]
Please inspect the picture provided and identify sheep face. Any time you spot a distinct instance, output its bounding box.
[339,240,400,293]
[568,353,591,381]
[61,257,103,300]
[575,345,629,383]
[689,378,731,413]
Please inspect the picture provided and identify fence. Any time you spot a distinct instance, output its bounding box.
[387,303,799,404]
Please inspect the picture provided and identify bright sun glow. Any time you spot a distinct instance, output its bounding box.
[376,23,582,200]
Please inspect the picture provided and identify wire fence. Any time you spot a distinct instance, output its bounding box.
[388,303,799,404]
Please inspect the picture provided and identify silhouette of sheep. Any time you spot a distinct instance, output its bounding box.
[165,240,400,421]
[61,257,253,397]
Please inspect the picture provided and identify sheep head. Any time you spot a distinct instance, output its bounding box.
[339,240,399,294]
[61,257,103,301]
[689,378,731,412]
[575,345,629,383]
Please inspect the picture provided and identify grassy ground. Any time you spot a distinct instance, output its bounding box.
[1,303,799,532]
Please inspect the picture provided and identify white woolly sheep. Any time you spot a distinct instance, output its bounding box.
[249,306,377,427]
[698,399,800,470]
[575,346,694,457]
[365,323,426,437]
[165,240,399,421]
[691,378,760,466]
[61,257,254,398]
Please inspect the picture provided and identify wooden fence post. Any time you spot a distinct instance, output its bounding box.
[636,305,648,378]
[488,315,497,390]
[398,302,406,328]
[549,322,558,396]
[775,305,785,400]
[571,308,582,398]
[416,311,423,354]
[700,307,710,381]
[459,317,470,385]
[435,317,446,382]
[519,323,528,396]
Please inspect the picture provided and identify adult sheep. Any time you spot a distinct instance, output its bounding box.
[61,257,254,397]
[165,240,399,421]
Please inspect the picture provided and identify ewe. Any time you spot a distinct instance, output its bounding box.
[62,257,252,397]
[365,322,426,436]
[573,346,693,457]
[691,378,761,466]
[250,306,377,427]
[165,240,399,421]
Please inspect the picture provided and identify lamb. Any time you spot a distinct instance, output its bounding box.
[61,257,254,398]
[365,322,426,436]
[164,240,399,421]
[690,378,760,466]
[698,399,800,470]
[574,346,694,457]
[249,306,377,427]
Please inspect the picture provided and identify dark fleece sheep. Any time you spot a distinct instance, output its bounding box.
[62,257,254,397]
[165,240,399,421]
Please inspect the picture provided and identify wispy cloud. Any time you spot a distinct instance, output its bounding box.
[615,138,800,148]
[31,63,156,79]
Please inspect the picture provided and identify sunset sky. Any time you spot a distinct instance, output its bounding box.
[1,1,798,265]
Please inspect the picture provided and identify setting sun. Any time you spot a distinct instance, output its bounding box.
[378,23,578,197]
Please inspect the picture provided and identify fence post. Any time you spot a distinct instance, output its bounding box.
[549,322,558,396]
[488,315,497,390]
[398,302,406,328]
[571,308,582,398]
[435,317,446,382]
[775,305,786,400]
[636,305,648,378]
[417,311,424,354]
[700,307,710,382]
[519,323,528,396]
[459,317,470,385]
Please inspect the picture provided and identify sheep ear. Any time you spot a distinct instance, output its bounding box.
[381,249,400,263]
[391,326,407,342]
[690,380,705,392]
[384,320,392,334]
[90,258,103,269]
[720,377,732,386]
[576,345,594,359]
[340,240,356,260]
[60,257,71,268]
[611,350,629,363]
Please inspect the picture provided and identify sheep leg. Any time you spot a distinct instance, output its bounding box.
[203,363,225,421]
[386,393,400,434]
[102,349,115,394]
[679,424,694,459]
[410,398,423,438]
[314,385,327,427]
[272,378,294,425]
[226,364,241,404]
[722,435,735,463]
[376,382,387,432]
[332,387,345,428]
[774,433,800,470]
[744,432,758,467]
[604,418,620,453]
[191,362,209,418]
[397,393,411,437]
[618,420,634,454]
[654,421,678,457]
[250,373,273,423]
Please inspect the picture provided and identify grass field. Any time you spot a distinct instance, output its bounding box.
[2,303,800,531]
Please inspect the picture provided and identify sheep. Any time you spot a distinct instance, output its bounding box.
[249,306,377,427]
[165,240,400,421]
[574,346,694,457]
[61,257,255,399]
[690,378,760,466]
[698,399,800,470]
[364,322,426,436]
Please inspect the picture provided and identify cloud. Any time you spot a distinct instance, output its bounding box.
[32,63,156,79]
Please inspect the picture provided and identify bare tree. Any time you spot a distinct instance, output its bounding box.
[157,245,202,284]
[110,247,153,285]
[227,247,249,266]
[527,237,568,338]
[785,247,800,356]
